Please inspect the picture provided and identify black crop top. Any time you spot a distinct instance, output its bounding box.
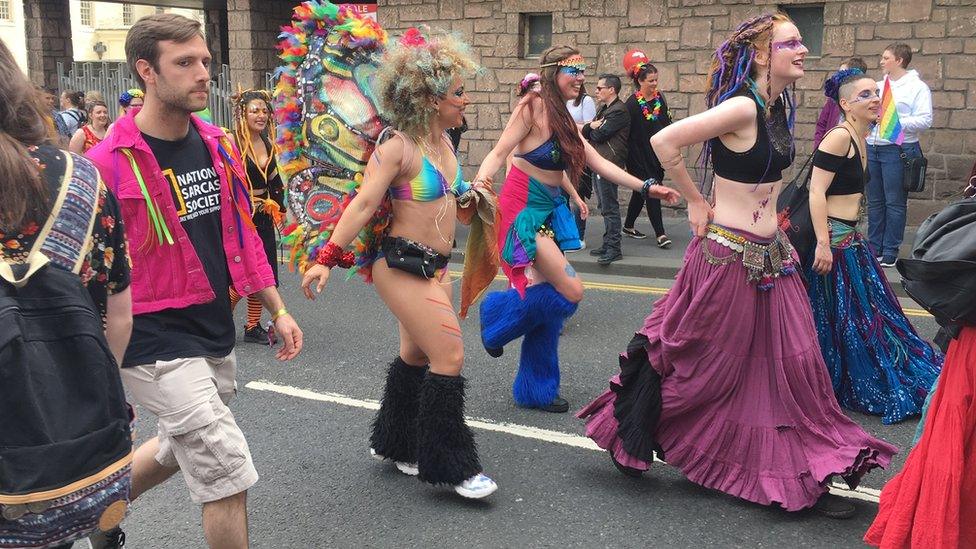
[812,128,868,196]
[710,93,794,184]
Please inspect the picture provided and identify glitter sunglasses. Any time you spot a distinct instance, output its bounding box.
[772,38,806,51]
[558,66,586,78]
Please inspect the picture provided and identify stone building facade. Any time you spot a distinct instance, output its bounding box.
[375,0,976,222]
[12,0,973,221]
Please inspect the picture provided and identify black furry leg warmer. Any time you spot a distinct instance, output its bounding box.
[369,357,427,462]
[416,373,482,485]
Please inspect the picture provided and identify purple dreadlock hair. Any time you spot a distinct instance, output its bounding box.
[697,13,798,192]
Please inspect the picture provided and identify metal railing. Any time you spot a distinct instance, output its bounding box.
[56,61,236,127]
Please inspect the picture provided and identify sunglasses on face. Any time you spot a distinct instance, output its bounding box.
[772,38,805,51]
[559,66,586,78]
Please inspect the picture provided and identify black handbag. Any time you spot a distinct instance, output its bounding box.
[896,196,976,326]
[901,147,928,193]
[776,153,816,268]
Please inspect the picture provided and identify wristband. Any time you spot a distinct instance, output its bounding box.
[642,178,658,197]
[315,241,355,269]
[272,308,289,321]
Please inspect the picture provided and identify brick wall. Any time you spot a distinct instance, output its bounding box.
[376,0,976,223]
[226,0,294,89]
[24,0,73,90]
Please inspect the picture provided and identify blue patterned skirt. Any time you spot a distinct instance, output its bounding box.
[806,218,943,424]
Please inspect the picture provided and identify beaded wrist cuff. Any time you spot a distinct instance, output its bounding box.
[316,241,355,269]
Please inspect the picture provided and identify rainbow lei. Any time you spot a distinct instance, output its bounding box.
[635,91,663,121]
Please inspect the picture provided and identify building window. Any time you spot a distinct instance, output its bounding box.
[122,4,133,26]
[0,0,10,22]
[80,1,93,26]
[780,4,824,57]
[521,13,552,58]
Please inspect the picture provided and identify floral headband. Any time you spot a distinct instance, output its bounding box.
[400,27,427,47]
[118,88,144,107]
[542,54,586,70]
[519,72,541,92]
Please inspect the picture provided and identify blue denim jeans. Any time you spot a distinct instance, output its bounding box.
[866,142,921,259]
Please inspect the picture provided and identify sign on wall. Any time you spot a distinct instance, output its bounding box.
[341,3,377,21]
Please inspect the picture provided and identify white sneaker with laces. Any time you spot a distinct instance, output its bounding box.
[454,473,498,499]
[369,448,419,476]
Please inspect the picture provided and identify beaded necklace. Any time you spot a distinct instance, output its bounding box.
[635,90,663,121]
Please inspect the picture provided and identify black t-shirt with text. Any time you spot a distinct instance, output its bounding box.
[123,125,236,367]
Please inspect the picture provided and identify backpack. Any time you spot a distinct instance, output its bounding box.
[896,196,976,327]
[51,111,70,140]
[57,109,86,139]
[0,153,132,548]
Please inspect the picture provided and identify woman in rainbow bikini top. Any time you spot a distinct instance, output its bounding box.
[300,28,498,500]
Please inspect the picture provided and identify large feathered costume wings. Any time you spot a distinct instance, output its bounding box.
[274,0,389,281]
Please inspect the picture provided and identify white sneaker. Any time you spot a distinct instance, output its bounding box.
[454,473,498,499]
[566,242,585,253]
[369,448,419,476]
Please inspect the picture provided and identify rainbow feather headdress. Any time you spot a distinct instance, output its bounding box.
[273,0,390,280]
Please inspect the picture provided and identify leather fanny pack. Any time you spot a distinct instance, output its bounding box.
[381,236,450,279]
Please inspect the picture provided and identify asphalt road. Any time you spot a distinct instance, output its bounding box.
[118,269,940,549]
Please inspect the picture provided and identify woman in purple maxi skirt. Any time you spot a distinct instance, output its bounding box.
[577,13,898,519]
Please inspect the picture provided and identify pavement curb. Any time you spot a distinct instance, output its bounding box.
[285,215,917,299]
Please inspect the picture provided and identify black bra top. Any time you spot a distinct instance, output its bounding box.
[813,128,868,196]
[710,93,794,184]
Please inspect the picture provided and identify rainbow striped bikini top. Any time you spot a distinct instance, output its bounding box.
[389,154,469,202]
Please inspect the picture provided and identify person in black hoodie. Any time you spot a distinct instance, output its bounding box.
[622,50,673,248]
[583,74,630,264]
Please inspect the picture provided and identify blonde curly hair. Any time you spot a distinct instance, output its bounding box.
[373,27,480,137]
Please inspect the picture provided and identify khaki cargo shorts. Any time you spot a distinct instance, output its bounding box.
[120,352,258,504]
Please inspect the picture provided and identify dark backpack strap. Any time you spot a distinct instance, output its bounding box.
[63,109,84,125]
[37,153,101,274]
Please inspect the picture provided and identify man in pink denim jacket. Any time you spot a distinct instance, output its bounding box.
[87,14,302,549]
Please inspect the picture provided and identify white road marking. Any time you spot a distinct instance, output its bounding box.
[245,380,600,450]
[245,380,882,504]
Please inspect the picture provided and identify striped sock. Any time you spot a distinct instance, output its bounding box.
[246,296,263,329]
[229,286,242,309]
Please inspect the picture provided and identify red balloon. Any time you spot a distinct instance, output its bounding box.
[623,49,649,77]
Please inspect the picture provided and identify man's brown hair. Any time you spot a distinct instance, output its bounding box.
[125,13,205,89]
[886,43,913,69]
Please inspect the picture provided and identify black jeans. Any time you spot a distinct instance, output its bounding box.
[594,174,621,254]
[623,190,666,237]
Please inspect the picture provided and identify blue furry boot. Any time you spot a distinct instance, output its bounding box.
[512,285,578,412]
[479,287,537,357]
